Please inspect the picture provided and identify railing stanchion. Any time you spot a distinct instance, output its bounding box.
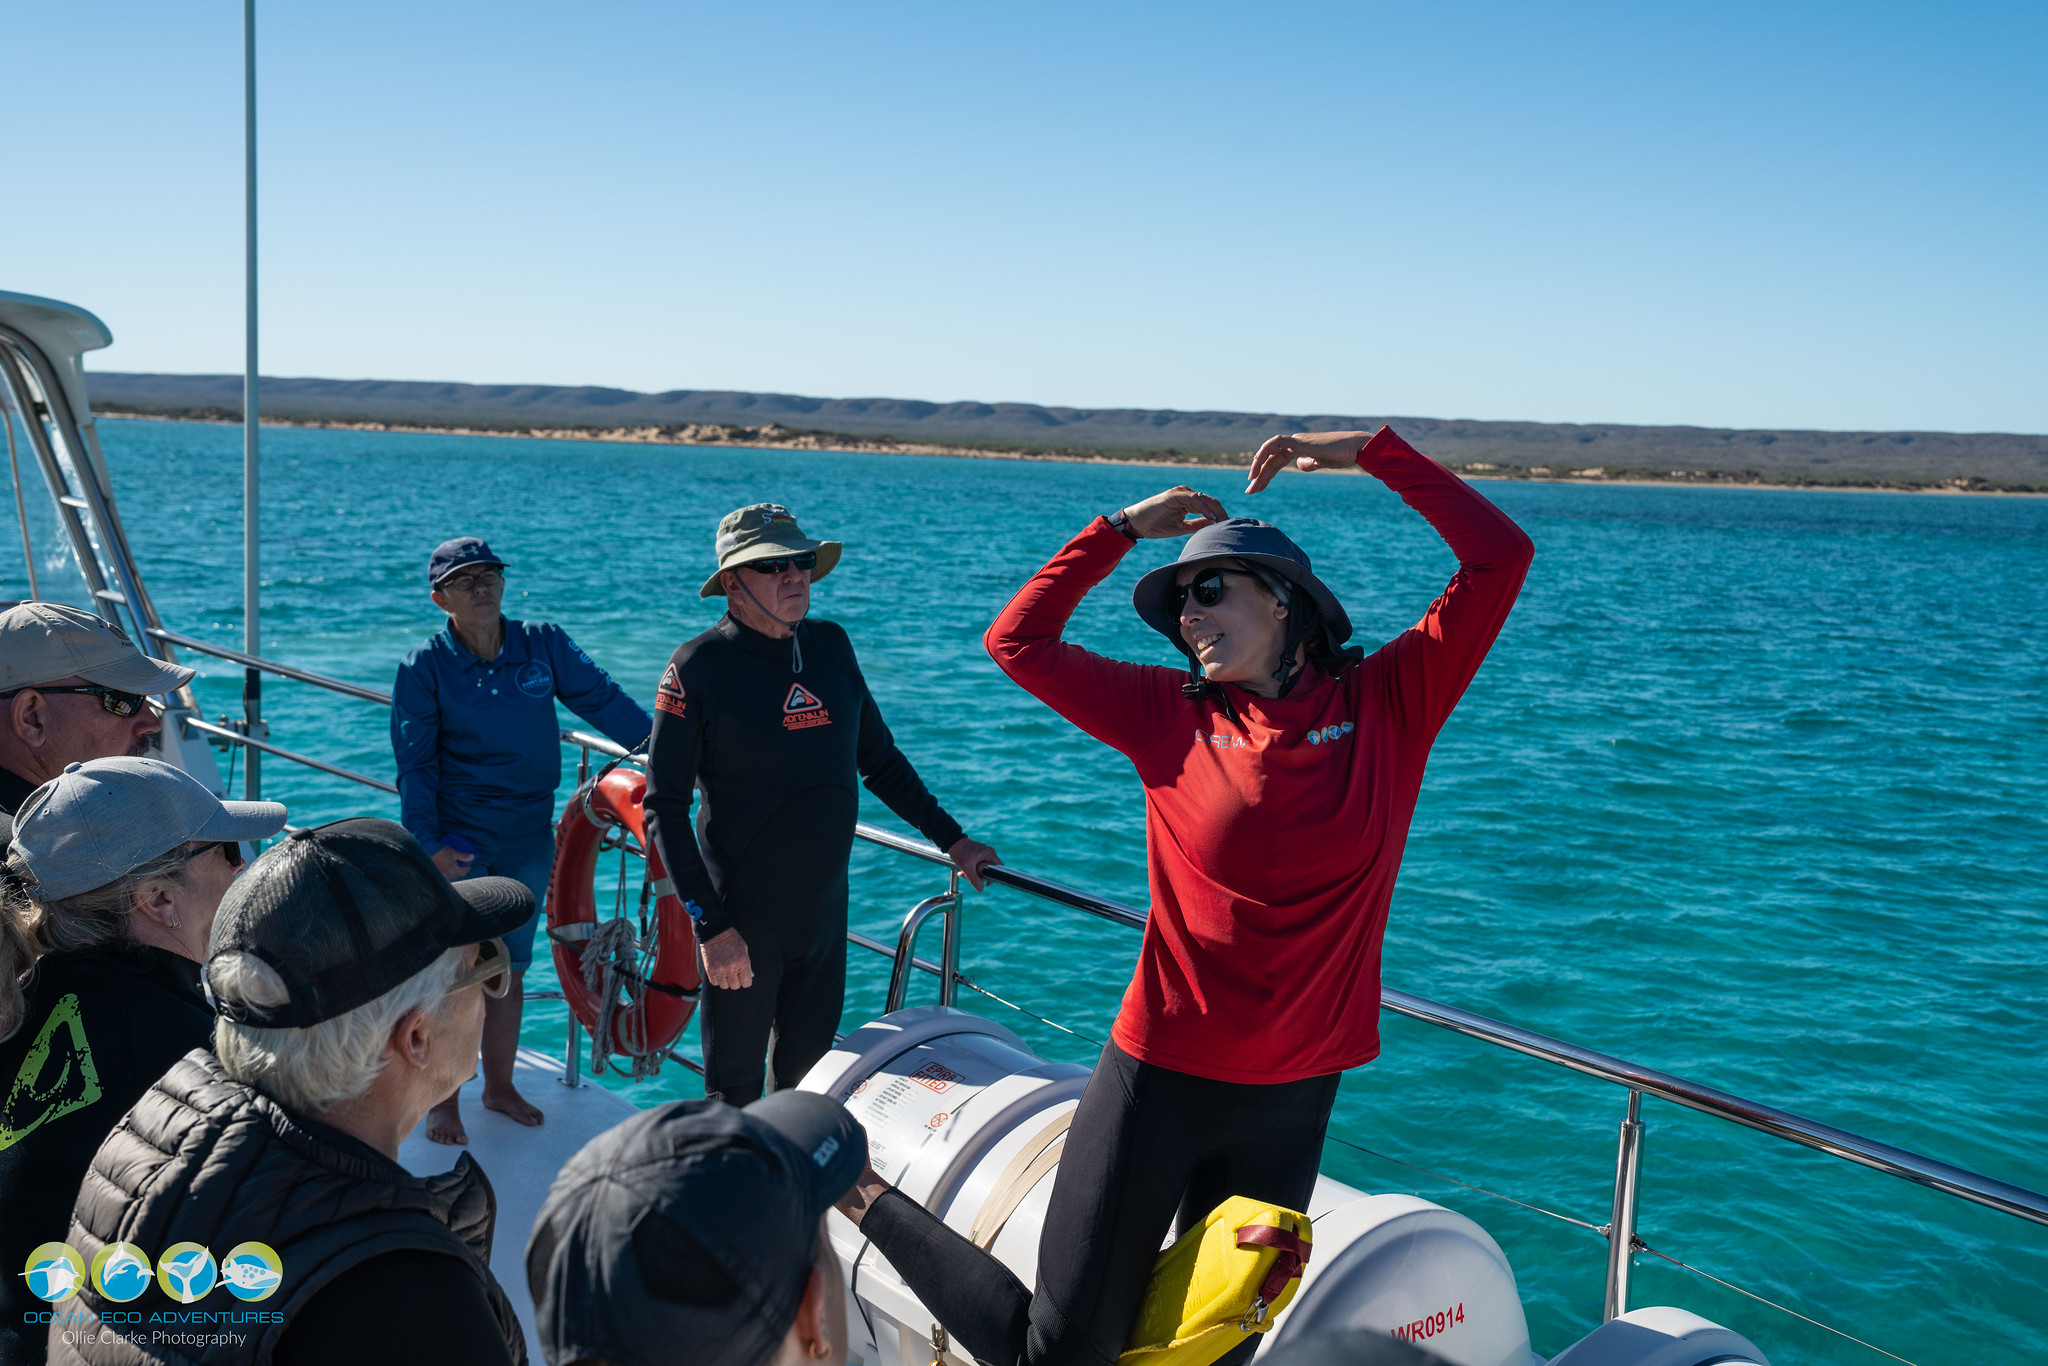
[561,1015,584,1090]
[1604,1089,1644,1321]
[939,871,961,1007]
[576,742,591,789]
[886,894,955,1014]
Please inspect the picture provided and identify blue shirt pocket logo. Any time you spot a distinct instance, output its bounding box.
[515,661,554,697]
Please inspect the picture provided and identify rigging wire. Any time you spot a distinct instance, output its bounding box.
[952,971,1106,1048]
[1323,1134,1606,1235]
[1322,1135,1922,1365]
[1634,1242,1920,1366]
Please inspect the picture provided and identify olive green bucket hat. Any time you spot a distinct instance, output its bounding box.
[699,503,843,598]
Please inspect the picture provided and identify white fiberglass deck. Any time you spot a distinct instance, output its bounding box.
[399,1046,637,1365]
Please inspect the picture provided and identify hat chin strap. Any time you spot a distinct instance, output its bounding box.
[733,574,807,673]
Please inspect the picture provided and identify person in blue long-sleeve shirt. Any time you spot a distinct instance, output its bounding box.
[392,536,650,1144]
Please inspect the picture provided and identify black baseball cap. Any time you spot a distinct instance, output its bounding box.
[206,817,534,1027]
[428,536,508,586]
[527,1092,867,1366]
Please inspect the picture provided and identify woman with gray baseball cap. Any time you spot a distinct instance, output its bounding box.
[0,756,283,1365]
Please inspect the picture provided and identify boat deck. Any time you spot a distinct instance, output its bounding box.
[399,1046,638,1364]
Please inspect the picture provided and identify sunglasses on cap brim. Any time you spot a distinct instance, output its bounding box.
[740,552,818,575]
[451,937,512,999]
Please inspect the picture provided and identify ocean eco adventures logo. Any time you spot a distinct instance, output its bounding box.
[23,1242,86,1302]
[156,1243,219,1303]
[220,1243,283,1302]
[89,1243,152,1302]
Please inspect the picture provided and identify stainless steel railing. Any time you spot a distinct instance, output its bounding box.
[162,633,2048,1326]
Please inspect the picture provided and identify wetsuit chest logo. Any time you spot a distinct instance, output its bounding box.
[783,683,832,731]
[514,661,554,697]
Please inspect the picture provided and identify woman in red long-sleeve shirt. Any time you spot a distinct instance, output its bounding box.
[837,427,1535,1366]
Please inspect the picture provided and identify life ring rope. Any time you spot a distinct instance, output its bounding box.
[548,764,702,1077]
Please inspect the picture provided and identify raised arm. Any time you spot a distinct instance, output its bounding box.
[1247,426,1534,736]
[983,487,1227,757]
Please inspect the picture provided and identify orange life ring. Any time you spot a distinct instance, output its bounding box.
[547,764,702,1060]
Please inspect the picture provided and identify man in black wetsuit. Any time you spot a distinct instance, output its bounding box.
[645,503,999,1104]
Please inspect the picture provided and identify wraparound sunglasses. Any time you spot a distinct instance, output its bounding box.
[0,684,150,717]
[741,552,818,575]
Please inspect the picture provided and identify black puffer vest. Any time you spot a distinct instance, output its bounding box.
[47,1050,524,1366]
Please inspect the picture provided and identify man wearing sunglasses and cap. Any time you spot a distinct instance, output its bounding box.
[0,602,193,820]
[50,818,536,1366]
[644,504,998,1105]
[832,428,1533,1366]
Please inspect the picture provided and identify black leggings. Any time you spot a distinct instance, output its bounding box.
[863,1041,1340,1366]
[699,924,846,1105]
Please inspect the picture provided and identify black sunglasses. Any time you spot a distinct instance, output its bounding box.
[0,684,150,718]
[187,840,246,870]
[741,552,818,575]
[1171,569,1258,613]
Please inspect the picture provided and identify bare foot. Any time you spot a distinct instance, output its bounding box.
[425,1095,468,1146]
[482,1084,545,1127]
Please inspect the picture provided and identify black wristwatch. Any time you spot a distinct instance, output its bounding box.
[1106,508,1140,541]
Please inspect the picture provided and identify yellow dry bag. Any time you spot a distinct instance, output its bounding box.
[1117,1196,1313,1366]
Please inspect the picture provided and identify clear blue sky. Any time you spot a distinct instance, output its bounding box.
[6,2,2043,432]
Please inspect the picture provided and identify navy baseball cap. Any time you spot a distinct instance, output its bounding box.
[527,1093,867,1366]
[427,536,507,586]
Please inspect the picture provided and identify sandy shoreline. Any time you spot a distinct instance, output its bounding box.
[97,412,2045,497]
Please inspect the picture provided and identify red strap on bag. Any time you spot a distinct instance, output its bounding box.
[1236,1221,1311,1305]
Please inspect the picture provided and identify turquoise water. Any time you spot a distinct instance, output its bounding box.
[45,418,2048,1361]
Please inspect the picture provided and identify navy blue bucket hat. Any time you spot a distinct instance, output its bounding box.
[1132,518,1355,651]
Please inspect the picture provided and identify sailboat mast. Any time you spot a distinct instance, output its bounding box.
[241,0,261,800]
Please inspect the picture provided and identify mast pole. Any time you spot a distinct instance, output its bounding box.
[241,0,261,800]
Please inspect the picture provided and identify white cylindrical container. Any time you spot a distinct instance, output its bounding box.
[1261,1194,1536,1366]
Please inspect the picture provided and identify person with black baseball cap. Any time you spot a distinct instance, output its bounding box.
[527,1091,866,1366]
[49,818,537,1366]
[393,534,651,1143]
[833,428,1533,1366]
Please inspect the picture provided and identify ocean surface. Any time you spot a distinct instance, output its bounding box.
[38,418,2048,1362]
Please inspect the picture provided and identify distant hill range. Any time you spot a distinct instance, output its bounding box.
[88,372,2048,489]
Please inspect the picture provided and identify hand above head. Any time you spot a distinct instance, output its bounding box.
[1118,486,1230,539]
[698,926,754,989]
[946,836,1001,892]
[1245,431,1372,494]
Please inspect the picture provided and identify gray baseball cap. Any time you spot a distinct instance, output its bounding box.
[0,602,195,695]
[10,756,286,901]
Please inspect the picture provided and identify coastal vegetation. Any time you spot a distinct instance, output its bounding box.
[88,374,2048,495]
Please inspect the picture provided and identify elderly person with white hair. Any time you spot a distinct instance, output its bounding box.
[0,757,283,1366]
[48,818,535,1366]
